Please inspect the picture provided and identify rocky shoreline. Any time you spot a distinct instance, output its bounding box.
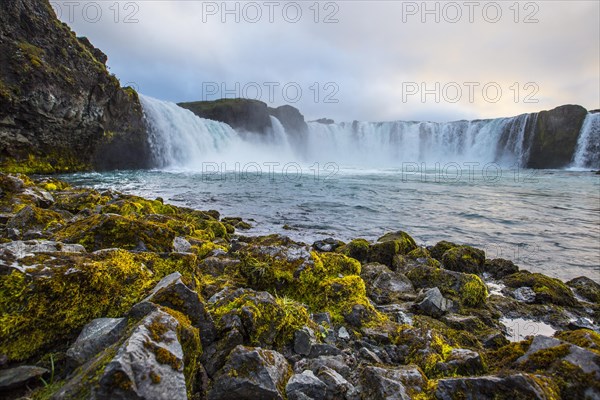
[0,172,598,399]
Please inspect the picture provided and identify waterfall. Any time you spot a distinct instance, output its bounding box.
[141,95,594,170]
[572,113,600,169]
[140,94,238,168]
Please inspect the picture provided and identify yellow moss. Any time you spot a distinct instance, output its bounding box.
[0,154,91,174]
[460,275,488,307]
[555,329,600,354]
[149,371,161,384]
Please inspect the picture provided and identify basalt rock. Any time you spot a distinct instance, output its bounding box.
[0,0,150,173]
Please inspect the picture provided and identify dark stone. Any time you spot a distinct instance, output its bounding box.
[0,0,150,172]
[435,374,549,400]
[308,344,342,358]
[208,345,290,400]
[439,348,486,376]
[343,304,370,328]
[567,276,600,303]
[361,263,415,304]
[312,238,343,252]
[143,272,217,347]
[285,370,328,400]
[526,105,589,169]
[0,365,48,390]
[179,99,272,134]
[483,258,519,279]
[66,317,127,367]
[294,327,317,356]
[428,241,457,261]
[412,287,453,318]
[360,366,411,400]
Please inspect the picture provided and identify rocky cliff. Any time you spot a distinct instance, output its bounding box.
[0,0,150,173]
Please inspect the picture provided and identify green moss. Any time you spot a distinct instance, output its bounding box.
[0,154,91,174]
[504,272,577,307]
[369,231,418,266]
[460,275,488,307]
[555,329,600,354]
[8,205,65,235]
[18,41,45,68]
[429,241,458,261]
[52,188,110,213]
[0,250,156,361]
[441,245,485,274]
[486,338,532,371]
[336,238,370,262]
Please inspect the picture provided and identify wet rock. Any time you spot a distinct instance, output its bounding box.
[435,374,549,400]
[567,276,600,303]
[412,287,453,318]
[94,310,189,400]
[0,365,48,390]
[441,245,485,274]
[312,238,343,252]
[513,286,537,303]
[172,236,192,253]
[208,345,291,400]
[483,258,519,279]
[503,271,578,307]
[428,241,457,261]
[66,317,128,366]
[143,272,216,347]
[361,263,415,304]
[294,327,317,356]
[286,370,328,400]
[361,366,411,400]
[336,238,370,262]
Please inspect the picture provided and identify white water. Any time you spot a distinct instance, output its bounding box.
[140,95,597,170]
[572,113,600,169]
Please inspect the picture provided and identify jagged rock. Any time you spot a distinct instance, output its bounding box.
[202,329,244,378]
[0,365,48,390]
[435,374,549,400]
[359,347,383,364]
[360,366,411,400]
[361,263,415,304]
[294,355,353,380]
[513,287,537,303]
[208,345,291,400]
[0,0,150,172]
[94,310,188,400]
[294,327,317,356]
[172,236,192,253]
[0,239,86,272]
[66,317,127,366]
[412,287,453,318]
[567,276,600,303]
[286,370,329,400]
[143,272,216,347]
[337,326,350,340]
[316,366,354,398]
[439,348,486,376]
[309,344,342,358]
[344,304,370,328]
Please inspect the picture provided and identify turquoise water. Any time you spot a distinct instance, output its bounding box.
[59,167,600,283]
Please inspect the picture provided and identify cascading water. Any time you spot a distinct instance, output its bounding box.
[140,95,595,170]
[572,113,600,169]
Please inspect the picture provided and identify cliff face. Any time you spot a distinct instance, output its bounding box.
[0,0,150,173]
[525,105,589,169]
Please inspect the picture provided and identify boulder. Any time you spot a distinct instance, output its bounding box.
[482,258,519,279]
[0,365,48,390]
[208,345,291,400]
[361,262,415,304]
[441,245,485,274]
[66,317,128,366]
[286,370,329,400]
[294,327,317,356]
[435,374,549,400]
[567,276,600,303]
[360,366,412,400]
[412,287,453,318]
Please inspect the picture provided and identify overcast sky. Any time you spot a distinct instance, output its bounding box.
[54,0,599,122]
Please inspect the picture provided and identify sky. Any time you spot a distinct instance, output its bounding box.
[52,0,600,122]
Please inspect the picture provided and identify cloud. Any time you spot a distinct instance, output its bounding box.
[55,0,599,122]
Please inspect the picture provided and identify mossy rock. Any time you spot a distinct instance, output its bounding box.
[51,188,110,214]
[6,205,65,237]
[406,265,488,308]
[53,213,178,252]
[503,272,578,307]
[336,238,370,262]
[566,276,600,303]
[429,241,458,261]
[441,245,485,275]
[555,329,600,355]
